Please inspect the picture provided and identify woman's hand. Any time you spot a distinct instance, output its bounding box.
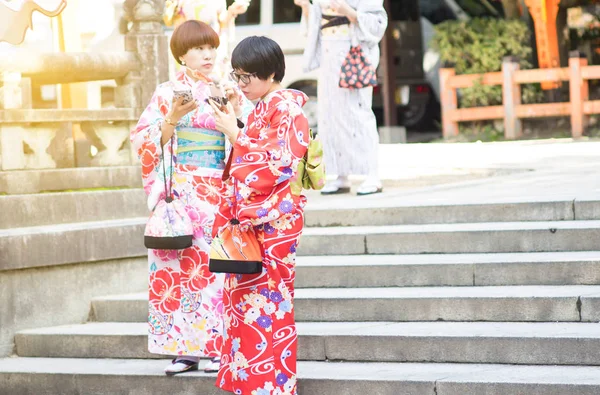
[161,96,197,145]
[222,81,242,118]
[294,0,310,21]
[210,100,240,144]
[168,95,198,124]
[330,0,357,22]
[293,0,310,7]
[228,2,248,17]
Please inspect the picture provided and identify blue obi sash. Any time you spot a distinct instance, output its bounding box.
[176,128,226,169]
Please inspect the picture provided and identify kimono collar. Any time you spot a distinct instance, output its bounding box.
[176,69,211,89]
[261,89,309,109]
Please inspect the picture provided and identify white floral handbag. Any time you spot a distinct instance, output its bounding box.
[144,137,194,250]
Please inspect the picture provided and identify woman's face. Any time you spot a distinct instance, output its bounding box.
[180,44,217,75]
[233,69,273,101]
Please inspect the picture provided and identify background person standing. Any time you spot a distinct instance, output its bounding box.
[296,0,388,195]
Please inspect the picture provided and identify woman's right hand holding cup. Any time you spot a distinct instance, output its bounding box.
[167,95,198,124]
[161,95,197,145]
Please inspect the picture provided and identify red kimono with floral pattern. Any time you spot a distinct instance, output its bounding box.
[214,90,309,395]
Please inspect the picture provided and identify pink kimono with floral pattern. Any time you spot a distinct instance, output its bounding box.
[131,70,251,358]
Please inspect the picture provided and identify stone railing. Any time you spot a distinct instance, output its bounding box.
[0,52,140,170]
[0,0,167,177]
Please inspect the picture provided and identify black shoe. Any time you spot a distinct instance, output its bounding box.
[204,357,221,373]
[164,359,199,376]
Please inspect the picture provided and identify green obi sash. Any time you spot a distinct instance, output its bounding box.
[176,128,226,169]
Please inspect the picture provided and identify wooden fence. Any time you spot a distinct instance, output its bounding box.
[439,51,600,139]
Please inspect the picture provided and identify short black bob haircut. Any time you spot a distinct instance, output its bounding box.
[231,36,285,82]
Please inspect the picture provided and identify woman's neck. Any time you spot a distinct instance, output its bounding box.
[261,83,283,100]
[184,67,212,84]
[184,67,199,82]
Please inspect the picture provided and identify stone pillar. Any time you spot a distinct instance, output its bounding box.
[124,0,168,113]
[0,72,26,170]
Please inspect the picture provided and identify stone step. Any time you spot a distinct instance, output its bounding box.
[0,189,148,229]
[15,321,600,366]
[5,187,597,229]
[5,219,600,271]
[0,166,142,195]
[3,358,600,395]
[294,252,600,288]
[307,196,583,227]
[90,285,600,323]
[305,220,600,255]
[0,218,147,271]
[0,163,510,196]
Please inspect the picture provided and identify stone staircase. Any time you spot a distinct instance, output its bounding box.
[3,193,600,394]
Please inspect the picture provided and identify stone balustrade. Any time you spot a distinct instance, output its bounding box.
[0,65,139,171]
[0,0,168,182]
[1,52,141,85]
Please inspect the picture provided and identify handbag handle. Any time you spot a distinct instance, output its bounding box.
[222,148,234,182]
[350,22,359,47]
[222,118,244,182]
[222,148,241,225]
[161,136,175,203]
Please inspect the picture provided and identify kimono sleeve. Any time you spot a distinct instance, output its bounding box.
[230,102,309,194]
[302,4,323,72]
[354,0,388,47]
[130,88,171,193]
[216,0,230,27]
[225,87,255,156]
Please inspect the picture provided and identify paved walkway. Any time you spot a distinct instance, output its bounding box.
[307,138,600,208]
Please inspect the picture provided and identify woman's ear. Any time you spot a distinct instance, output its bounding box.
[269,73,275,83]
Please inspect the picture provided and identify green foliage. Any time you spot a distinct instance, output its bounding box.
[431,18,532,74]
[460,122,505,142]
[431,18,542,108]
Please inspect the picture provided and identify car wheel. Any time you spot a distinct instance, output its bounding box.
[303,97,318,133]
[403,95,440,131]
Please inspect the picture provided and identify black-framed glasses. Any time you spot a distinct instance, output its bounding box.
[230,71,257,85]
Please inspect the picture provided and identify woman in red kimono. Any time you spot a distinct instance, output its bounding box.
[209,36,309,395]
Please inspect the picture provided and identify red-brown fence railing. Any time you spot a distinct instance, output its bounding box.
[439,52,600,139]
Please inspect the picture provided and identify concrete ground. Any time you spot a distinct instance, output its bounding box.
[308,138,600,207]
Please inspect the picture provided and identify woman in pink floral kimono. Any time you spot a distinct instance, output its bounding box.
[131,20,251,376]
[210,36,309,395]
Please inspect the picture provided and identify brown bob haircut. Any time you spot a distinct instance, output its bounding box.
[170,20,220,65]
